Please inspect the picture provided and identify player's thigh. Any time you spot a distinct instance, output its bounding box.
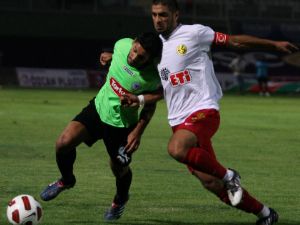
[168,129,198,155]
[56,121,90,151]
[174,109,219,145]
[103,124,134,162]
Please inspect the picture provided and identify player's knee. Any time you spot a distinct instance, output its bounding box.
[117,168,129,178]
[110,161,129,178]
[168,133,195,162]
[168,145,186,161]
[55,134,73,153]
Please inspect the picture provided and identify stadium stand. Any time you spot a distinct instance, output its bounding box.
[0,0,299,21]
[0,0,29,10]
[0,0,299,70]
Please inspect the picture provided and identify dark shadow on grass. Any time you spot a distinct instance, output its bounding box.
[113,219,300,225]
[66,219,299,225]
[117,221,252,225]
[65,221,300,225]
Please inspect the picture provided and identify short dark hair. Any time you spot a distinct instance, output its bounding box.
[136,32,162,59]
[152,0,179,12]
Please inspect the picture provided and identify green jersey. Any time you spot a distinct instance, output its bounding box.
[95,38,161,128]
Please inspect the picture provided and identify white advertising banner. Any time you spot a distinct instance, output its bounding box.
[16,68,89,88]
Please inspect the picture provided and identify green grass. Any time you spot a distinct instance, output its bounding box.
[0,88,299,225]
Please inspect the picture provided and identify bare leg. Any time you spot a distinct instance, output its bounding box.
[191,170,265,216]
[40,121,92,201]
[55,121,91,184]
[168,129,227,179]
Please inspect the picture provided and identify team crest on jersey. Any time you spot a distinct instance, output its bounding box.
[132,82,141,90]
[160,68,170,81]
[176,44,187,55]
[123,65,134,76]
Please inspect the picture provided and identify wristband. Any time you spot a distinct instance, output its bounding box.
[137,95,145,107]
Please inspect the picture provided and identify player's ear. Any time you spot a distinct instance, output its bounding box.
[174,10,179,22]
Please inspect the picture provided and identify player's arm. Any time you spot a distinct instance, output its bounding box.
[120,87,163,107]
[99,52,113,66]
[228,34,299,53]
[142,88,164,104]
[125,103,157,153]
[212,32,298,53]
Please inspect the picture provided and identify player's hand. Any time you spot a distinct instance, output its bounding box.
[274,41,299,54]
[99,52,112,66]
[125,130,141,154]
[120,94,139,107]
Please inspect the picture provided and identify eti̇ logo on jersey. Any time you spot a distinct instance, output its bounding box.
[170,70,191,87]
[176,44,187,55]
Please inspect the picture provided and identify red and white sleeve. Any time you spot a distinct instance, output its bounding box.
[213,32,229,46]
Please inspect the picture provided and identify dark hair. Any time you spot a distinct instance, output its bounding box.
[136,32,162,59]
[152,0,179,12]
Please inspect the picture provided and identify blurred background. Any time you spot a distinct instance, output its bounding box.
[0,0,299,93]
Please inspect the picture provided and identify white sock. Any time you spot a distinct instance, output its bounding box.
[257,206,270,218]
[222,169,234,182]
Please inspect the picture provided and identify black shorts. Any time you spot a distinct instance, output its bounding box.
[73,98,136,161]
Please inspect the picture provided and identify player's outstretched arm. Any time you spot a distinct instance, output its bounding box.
[228,35,299,53]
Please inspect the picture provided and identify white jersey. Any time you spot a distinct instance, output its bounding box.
[158,24,223,126]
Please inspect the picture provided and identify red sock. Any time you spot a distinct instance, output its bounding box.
[183,147,227,179]
[218,187,263,214]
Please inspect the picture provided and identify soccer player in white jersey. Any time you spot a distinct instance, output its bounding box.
[112,0,299,224]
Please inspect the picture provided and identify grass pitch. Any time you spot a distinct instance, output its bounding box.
[0,88,299,225]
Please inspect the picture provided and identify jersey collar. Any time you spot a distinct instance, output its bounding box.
[160,23,182,41]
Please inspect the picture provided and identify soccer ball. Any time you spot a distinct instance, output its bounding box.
[7,194,43,225]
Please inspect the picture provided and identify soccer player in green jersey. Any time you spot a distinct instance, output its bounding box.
[40,32,163,221]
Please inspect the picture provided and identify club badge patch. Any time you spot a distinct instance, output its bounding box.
[160,68,170,81]
[176,44,187,55]
[132,82,141,90]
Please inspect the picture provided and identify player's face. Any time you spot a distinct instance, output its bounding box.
[127,41,150,68]
[152,4,178,36]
